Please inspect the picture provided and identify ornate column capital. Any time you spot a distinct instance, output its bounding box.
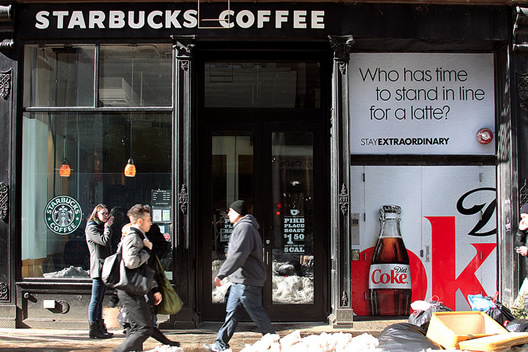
[171,35,196,58]
[0,5,13,50]
[329,35,355,62]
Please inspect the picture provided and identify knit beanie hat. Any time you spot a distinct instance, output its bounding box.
[522,203,528,215]
[229,200,247,216]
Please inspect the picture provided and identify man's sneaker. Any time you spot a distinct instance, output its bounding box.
[203,343,219,352]
[203,344,232,352]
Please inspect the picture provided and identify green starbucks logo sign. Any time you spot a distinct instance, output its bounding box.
[44,195,83,235]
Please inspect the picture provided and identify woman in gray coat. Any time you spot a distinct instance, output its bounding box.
[86,204,114,339]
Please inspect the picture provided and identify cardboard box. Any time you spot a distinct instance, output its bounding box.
[426,311,508,349]
[458,332,528,351]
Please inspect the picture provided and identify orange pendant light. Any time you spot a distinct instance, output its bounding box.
[124,158,136,177]
[59,158,71,177]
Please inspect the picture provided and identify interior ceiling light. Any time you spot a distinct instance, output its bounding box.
[59,158,71,177]
[124,158,136,177]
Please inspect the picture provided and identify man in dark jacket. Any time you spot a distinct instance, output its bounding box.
[205,200,275,352]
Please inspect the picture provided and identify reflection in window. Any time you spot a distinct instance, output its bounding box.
[205,62,320,108]
[23,43,173,108]
[24,45,95,107]
[271,132,314,304]
[99,44,172,107]
[210,134,254,303]
[22,42,174,279]
[21,112,172,278]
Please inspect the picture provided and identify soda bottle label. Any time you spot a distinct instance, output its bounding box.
[368,263,412,289]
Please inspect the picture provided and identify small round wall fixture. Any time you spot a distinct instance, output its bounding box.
[476,128,493,144]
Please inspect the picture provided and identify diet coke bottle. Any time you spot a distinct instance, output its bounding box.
[369,205,412,316]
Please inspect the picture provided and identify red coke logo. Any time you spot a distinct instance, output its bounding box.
[369,264,411,289]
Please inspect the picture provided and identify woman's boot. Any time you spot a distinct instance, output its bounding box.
[97,319,114,338]
[89,321,112,339]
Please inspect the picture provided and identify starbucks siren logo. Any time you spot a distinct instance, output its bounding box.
[45,195,83,235]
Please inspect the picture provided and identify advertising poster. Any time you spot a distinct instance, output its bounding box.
[350,166,497,315]
[349,53,495,155]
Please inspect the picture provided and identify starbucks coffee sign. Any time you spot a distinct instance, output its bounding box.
[44,195,83,235]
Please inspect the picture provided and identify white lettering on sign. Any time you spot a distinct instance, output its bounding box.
[34,9,325,30]
[284,244,305,253]
[368,264,412,289]
[349,53,495,155]
[89,11,105,29]
[283,215,305,247]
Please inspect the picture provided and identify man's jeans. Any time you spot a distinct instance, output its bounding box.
[88,278,107,322]
[216,283,275,351]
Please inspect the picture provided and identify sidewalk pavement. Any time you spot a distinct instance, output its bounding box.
[0,321,399,352]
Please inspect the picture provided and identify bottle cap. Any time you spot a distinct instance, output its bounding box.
[380,205,401,220]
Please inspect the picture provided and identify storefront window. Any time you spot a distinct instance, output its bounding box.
[24,45,95,107]
[204,62,320,108]
[21,112,172,278]
[99,44,172,107]
[22,43,173,279]
[23,43,173,108]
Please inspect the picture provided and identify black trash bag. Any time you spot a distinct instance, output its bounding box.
[485,298,515,327]
[408,301,453,331]
[507,319,528,332]
[377,323,442,352]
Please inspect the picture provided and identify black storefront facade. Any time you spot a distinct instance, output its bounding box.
[0,1,522,329]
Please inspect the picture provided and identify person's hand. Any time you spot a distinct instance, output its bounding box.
[517,246,528,256]
[214,277,222,287]
[143,239,153,250]
[106,216,114,227]
[153,292,162,305]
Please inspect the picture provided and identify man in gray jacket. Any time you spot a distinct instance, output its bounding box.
[206,200,275,352]
[114,204,159,352]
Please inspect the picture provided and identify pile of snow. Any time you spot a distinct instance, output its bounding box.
[272,275,313,304]
[240,330,381,352]
[211,258,314,304]
[212,275,314,304]
[43,266,89,278]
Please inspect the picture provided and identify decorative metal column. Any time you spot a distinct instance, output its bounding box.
[504,6,528,306]
[171,35,198,327]
[0,4,15,328]
[328,34,354,327]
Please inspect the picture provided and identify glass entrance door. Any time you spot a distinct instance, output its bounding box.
[269,131,315,306]
[197,54,329,321]
[199,122,328,321]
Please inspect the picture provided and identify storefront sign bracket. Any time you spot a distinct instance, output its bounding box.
[197,0,231,29]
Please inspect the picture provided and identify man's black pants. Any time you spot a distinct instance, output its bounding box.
[113,290,153,352]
